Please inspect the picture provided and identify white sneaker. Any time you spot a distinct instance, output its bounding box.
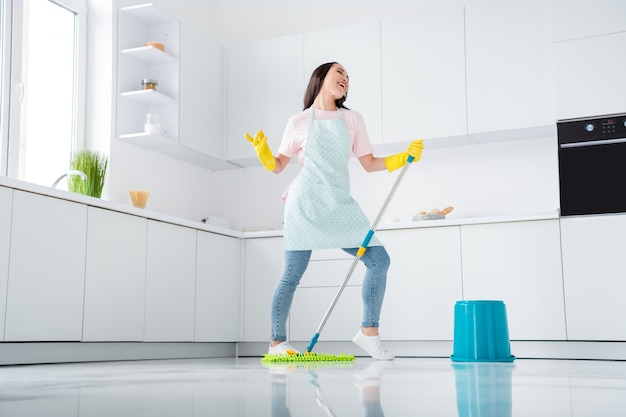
[268,342,301,355]
[352,330,395,360]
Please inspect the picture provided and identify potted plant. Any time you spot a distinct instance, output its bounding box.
[68,150,108,198]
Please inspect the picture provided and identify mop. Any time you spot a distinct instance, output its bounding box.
[262,155,415,363]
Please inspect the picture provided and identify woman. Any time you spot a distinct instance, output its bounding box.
[246,62,423,360]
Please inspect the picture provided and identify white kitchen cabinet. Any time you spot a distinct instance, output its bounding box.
[242,237,284,342]
[304,21,383,145]
[195,231,241,342]
[290,287,362,342]
[179,28,223,159]
[560,215,626,341]
[378,227,463,341]
[82,207,147,341]
[460,220,566,340]
[144,220,196,341]
[552,0,626,42]
[117,4,180,145]
[381,5,467,142]
[289,250,366,342]
[464,0,555,133]
[5,191,87,341]
[225,34,304,165]
[0,186,12,341]
[554,32,626,120]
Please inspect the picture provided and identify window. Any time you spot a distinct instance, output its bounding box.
[0,0,86,187]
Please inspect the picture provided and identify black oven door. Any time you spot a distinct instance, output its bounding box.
[559,139,626,216]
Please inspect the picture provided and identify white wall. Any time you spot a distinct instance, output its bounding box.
[86,0,559,230]
[211,136,559,231]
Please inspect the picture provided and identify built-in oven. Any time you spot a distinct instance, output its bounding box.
[558,113,626,216]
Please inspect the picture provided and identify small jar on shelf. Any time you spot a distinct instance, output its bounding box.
[141,78,158,90]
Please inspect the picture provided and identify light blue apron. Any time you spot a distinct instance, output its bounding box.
[283,108,382,250]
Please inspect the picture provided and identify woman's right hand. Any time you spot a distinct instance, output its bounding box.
[245,129,276,171]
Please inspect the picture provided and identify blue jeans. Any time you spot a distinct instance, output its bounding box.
[270,246,391,342]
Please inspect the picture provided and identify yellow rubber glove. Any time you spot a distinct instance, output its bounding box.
[245,129,276,171]
[384,139,424,172]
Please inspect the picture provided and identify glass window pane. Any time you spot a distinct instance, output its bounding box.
[18,0,76,187]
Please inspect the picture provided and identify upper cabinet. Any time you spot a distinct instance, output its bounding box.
[552,0,626,120]
[117,4,180,146]
[116,3,235,170]
[464,0,556,134]
[225,34,304,165]
[304,22,383,145]
[552,0,626,42]
[381,5,467,143]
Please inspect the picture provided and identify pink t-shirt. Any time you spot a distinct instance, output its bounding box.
[277,108,375,165]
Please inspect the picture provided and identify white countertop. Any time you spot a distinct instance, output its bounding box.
[0,176,242,238]
[1,176,560,239]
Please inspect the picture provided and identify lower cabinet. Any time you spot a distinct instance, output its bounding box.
[290,249,366,342]
[5,191,87,341]
[0,186,12,341]
[144,220,197,341]
[460,219,566,340]
[560,215,626,341]
[378,227,463,341]
[195,231,241,342]
[82,207,147,341]
[242,237,284,342]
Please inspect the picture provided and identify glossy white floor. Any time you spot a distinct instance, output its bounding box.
[0,356,625,416]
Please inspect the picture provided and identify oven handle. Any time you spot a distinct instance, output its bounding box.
[560,137,626,148]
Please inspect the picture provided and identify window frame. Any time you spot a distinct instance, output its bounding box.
[0,0,87,180]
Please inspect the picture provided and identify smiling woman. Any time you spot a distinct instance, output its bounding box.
[0,0,87,188]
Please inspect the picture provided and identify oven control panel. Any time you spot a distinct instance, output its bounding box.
[557,113,626,145]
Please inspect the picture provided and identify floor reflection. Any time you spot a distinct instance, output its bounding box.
[453,362,515,417]
[0,357,625,416]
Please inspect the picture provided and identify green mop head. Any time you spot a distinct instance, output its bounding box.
[261,350,355,363]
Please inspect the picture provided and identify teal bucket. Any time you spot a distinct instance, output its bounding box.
[451,300,515,362]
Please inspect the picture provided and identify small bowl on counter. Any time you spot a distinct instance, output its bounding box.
[413,206,453,221]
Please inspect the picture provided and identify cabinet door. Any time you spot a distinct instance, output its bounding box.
[304,22,383,145]
[381,6,466,142]
[465,0,555,133]
[290,286,362,342]
[552,0,626,42]
[195,231,241,342]
[225,34,303,163]
[6,191,87,341]
[560,216,626,341]
[0,187,12,341]
[144,220,196,341]
[460,220,566,340]
[242,237,284,342]
[180,25,223,158]
[554,32,626,120]
[378,227,463,341]
[289,252,366,342]
[83,207,147,341]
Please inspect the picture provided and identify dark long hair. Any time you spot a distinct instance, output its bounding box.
[302,62,348,111]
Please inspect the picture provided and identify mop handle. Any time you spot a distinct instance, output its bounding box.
[307,155,415,352]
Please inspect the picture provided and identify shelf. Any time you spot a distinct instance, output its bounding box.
[121,46,177,64]
[120,89,176,106]
[119,132,177,149]
[119,4,175,25]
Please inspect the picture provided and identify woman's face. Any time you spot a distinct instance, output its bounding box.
[321,63,349,100]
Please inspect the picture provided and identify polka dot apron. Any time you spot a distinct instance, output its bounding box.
[283,108,381,250]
